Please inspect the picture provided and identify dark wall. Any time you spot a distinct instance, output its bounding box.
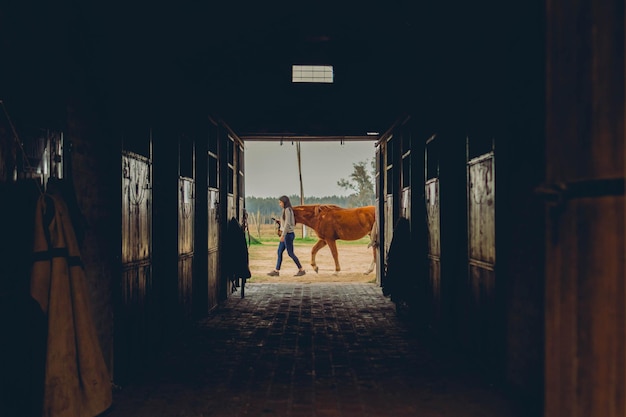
[0,181,45,417]
[377,2,547,414]
[65,96,120,374]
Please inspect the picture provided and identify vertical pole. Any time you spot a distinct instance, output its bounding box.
[296,141,307,238]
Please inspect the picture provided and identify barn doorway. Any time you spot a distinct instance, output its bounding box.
[243,140,378,283]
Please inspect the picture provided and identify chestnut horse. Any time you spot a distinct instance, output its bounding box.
[293,204,377,275]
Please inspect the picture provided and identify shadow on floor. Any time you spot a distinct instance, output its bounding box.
[103,283,528,417]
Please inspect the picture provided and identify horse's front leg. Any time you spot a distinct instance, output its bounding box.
[310,239,327,273]
[326,239,340,275]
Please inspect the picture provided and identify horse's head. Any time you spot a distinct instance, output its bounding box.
[293,205,341,222]
[293,205,317,226]
[293,204,339,228]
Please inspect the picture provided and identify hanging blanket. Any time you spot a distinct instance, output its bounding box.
[30,193,112,417]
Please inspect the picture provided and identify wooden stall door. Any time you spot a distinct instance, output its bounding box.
[400,129,411,222]
[207,189,219,310]
[237,143,245,221]
[119,151,152,382]
[383,134,396,260]
[425,178,441,326]
[207,121,219,311]
[466,149,496,368]
[375,145,384,284]
[178,177,194,320]
[225,135,236,296]
[425,137,441,330]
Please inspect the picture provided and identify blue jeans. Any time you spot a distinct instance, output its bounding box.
[276,232,302,270]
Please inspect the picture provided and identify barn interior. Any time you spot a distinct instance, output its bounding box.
[0,1,624,417]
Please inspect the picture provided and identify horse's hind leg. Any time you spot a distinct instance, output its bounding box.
[311,239,327,273]
[326,239,340,275]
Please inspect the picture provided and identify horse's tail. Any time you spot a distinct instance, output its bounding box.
[367,221,379,248]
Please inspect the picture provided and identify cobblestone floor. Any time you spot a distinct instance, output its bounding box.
[102,283,524,417]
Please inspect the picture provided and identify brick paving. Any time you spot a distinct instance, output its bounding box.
[102,283,522,417]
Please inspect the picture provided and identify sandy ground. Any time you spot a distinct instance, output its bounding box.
[247,240,378,284]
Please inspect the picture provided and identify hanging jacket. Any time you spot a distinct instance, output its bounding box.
[224,217,252,279]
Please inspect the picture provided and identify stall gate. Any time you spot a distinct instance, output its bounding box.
[207,121,220,311]
[465,138,497,367]
[224,134,236,297]
[207,188,219,309]
[377,118,421,304]
[177,135,195,320]
[225,134,246,295]
[383,134,396,260]
[425,136,442,329]
[215,124,246,300]
[374,145,384,284]
[399,127,411,222]
[119,149,153,381]
[178,176,194,319]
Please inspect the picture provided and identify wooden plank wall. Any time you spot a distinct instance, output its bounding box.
[545,0,625,415]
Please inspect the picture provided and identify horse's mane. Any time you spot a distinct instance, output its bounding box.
[317,204,343,212]
[295,204,343,216]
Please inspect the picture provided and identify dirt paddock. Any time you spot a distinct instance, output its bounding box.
[247,240,378,284]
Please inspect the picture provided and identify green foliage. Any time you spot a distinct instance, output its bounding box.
[337,158,375,207]
[245,194,353,223]
[247,234,263,245]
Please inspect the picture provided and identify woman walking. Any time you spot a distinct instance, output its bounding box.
[267,195,306,277]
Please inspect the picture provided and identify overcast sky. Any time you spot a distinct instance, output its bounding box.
[244,141,376,198]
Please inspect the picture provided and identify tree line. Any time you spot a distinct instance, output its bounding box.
[245,158,376,224]
[245,195,353,224]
